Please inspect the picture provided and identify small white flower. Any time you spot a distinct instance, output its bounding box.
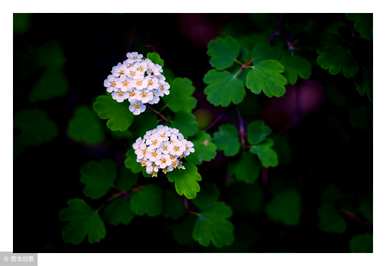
[112,91,129,103]
[138,89,154,104]
[131,125,195,177]
[118,78,132,92]
[104,51,171,115]
[155,154,172,169]
[112,62,127,77]
[129,101,146,115]
[158,81,170,96]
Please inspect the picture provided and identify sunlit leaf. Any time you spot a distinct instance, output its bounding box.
[167,162,202,199]
[207,36,240,70]
[93,95,134,132]
[147,52,164,66]
[246,60,287,97]
[204,70,245,107]
[187,131,217,165]
[164,77,197,113]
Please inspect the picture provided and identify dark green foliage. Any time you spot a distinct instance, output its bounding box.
[67,106,104,145]
[130,184,163,216]
[213,124,240,156]
[15,109,58,153]
[193,202,234,248]
[229,152,261,183]
[80,160,116,199]
[59,199,106,244]
[103,198,134,225]
[171,112,199,137]
[266,189,301,225]
[349,234,373,252]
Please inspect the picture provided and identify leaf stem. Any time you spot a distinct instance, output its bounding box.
[149,106,170,123]
[236,109,248,150]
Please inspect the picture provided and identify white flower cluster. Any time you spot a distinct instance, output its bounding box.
[133,125,195,177]
[103,52,170,115]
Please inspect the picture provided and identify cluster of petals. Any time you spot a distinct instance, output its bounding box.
[132,125,194,177]
[104,52,170,115]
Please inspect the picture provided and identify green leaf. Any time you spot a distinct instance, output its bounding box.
[317,46,358,78]
[124,149,142,174]
[59,199,106,244]
[103,197,134,225]
[228,183,263,214]
[146,52,164,66]
[318,204,346,233]
[229,152,261,183]
[14,14,31,34]
[246,59,287,97]
[115,168,138,191]
[213,124,240,156]
[346,14,372,40]
[30,68,68,102]
[67,106,104,145]
[163,189,185,219]
[247,120,272,145]
[251,38,282,62]
[207,36,240,70]
[80,160,116,199]
[187,131,217,165]
[266,189,301,225]
[350,234,373,252]
[170,112,199,137]
[171,216,195,245]
[280,54,311,85]
[15,109,58,152]
[167,162,202,199]
[192,183,220,210]
[93,95,134,132]
[250,138,278,167]
[131,112,158,136]
[164,77,197,113]
[36,41,66,68]
[130,184,162,216]
[193,202,234,248]
[203,70,245,107]
[358,198,372,222]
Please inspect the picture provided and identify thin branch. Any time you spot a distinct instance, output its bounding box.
[149,106,170,123]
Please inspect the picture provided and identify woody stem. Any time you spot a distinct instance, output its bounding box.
[149,106,170,123]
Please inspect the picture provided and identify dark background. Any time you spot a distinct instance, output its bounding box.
[13,14,372,252]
